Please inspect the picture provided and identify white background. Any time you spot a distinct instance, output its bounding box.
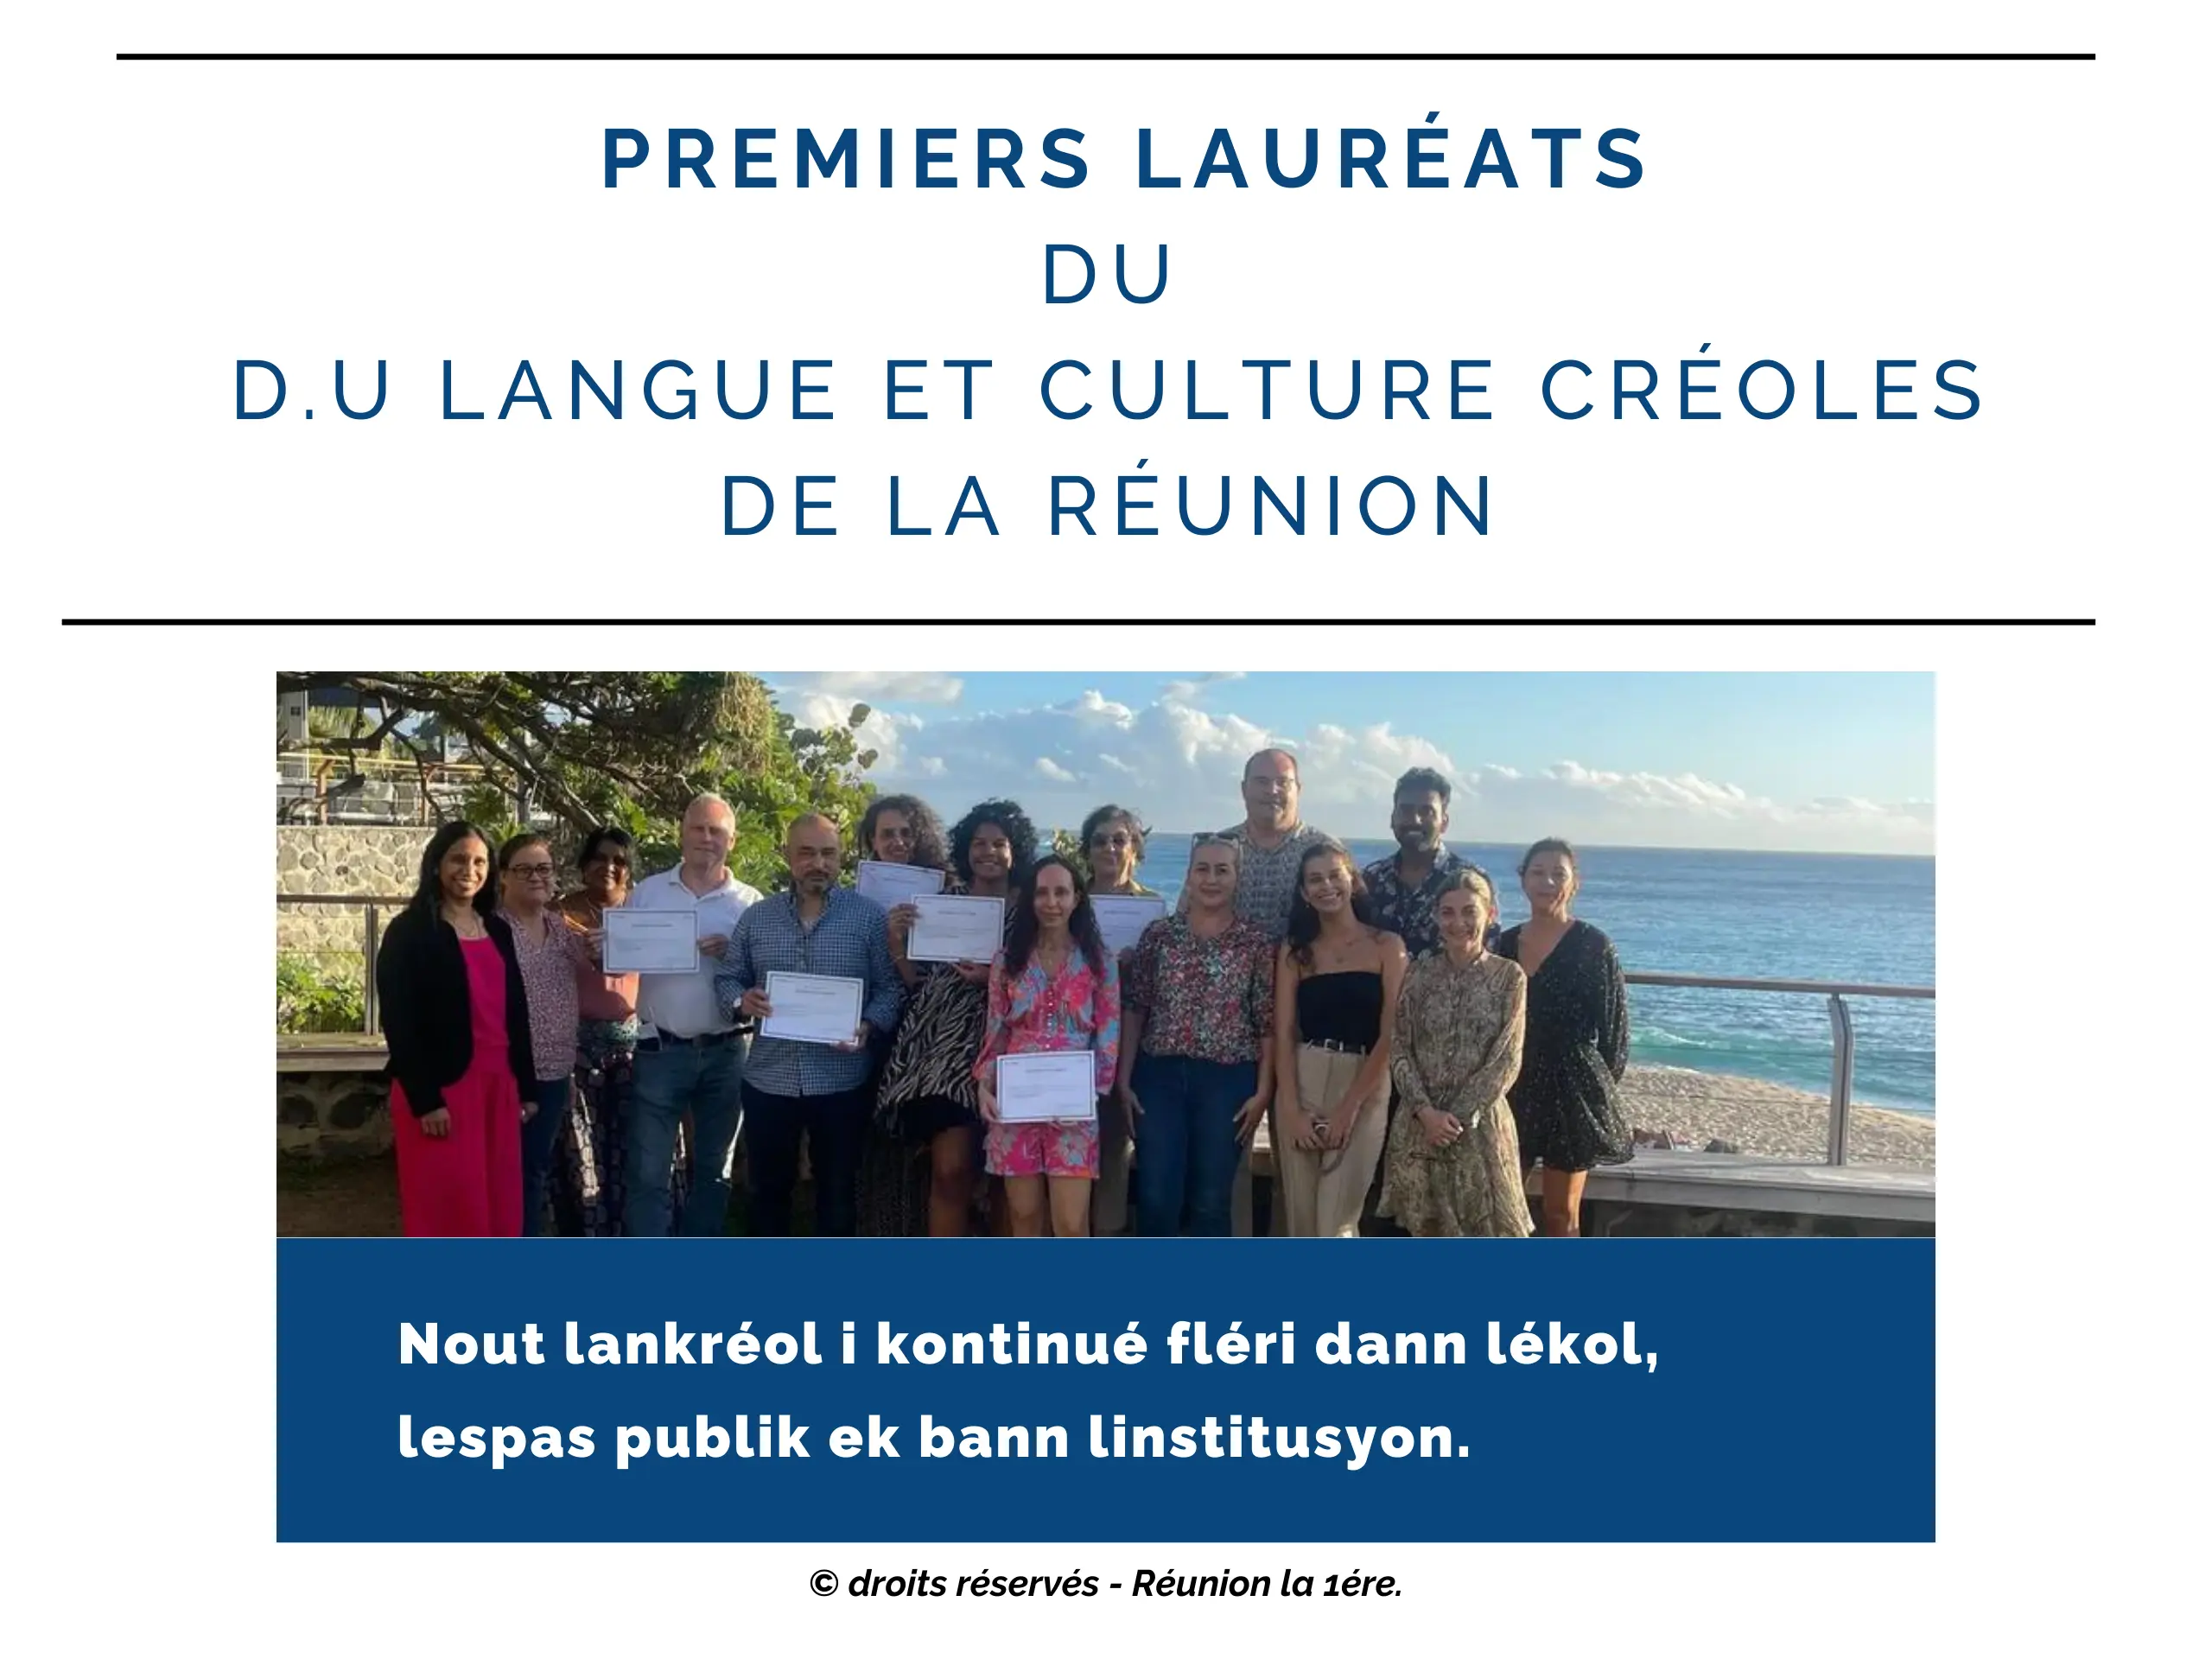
[13,3,2189,612]
[8,3,2196,1656]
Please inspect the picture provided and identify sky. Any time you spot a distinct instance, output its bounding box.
[766,671,1935,855]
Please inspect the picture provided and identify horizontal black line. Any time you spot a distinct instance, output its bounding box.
[60,616,2096,628]
[116,52,2097,64]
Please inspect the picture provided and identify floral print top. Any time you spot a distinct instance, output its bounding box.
[498,907,582,1082]
[974,947,1122,1096]
[1126,912,1276,1065]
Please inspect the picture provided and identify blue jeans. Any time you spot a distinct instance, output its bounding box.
[626,1034,746,1237]
[519,1076,573,1237]
[1131,1055,1257,1237]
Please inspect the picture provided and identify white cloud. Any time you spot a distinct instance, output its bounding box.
[1058,689,1136,728]
[1161,671,1246,703]
[772,671,963,705]
[773,683,1931,855]
[1458,764,1932,851]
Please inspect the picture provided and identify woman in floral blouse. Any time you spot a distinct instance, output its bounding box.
[494,832,579,1236]
[975,854,1122,1238]
[1118,835,1275,1236]
[1380,869,1532,1237]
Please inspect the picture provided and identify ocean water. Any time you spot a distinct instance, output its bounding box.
[1130,839,1936,1115]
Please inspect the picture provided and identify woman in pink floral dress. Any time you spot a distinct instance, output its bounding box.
[974,854,1122,1238]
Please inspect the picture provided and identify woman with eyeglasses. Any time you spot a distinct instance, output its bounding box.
[1079,804,1157,900]
[1272,837,1408,1237]
[378,821,536,1236]
[1076,803,1155,1235]
[555,825,685,1236]
[494,833,584,1236]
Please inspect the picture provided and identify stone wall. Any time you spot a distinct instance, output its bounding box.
[279,1070,394,1159]
[276,825,426,957]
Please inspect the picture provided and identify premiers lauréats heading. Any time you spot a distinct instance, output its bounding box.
[602,122,1643,191]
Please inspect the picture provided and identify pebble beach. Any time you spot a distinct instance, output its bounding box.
[1618,1064,1936,1168]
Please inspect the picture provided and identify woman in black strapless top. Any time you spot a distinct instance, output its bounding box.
[1271,837,1408,1237]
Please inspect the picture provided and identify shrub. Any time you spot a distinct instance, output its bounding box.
[278,955,367,1034]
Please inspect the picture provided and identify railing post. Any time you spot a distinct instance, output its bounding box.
[363,903,381,1033]
[1827,992,1856,1166]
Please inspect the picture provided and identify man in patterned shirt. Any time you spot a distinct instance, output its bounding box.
[1218,747,1329,1238]
[717,812,904,1236]
[1361,766,1495,960]
[1217,747,1332,940]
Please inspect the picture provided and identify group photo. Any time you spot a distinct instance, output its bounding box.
[274,671,1936,1242]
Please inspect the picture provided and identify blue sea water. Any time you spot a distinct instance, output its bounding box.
[1130,839,1936,1115]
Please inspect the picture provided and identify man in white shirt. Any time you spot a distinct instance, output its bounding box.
[625,793,765,1236]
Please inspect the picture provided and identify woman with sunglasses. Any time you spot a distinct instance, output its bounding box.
[1119,835,1276,1236]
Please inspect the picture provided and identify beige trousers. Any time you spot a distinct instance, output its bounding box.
[1275,1045,1389,1238]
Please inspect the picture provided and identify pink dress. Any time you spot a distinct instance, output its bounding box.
[390,936,524,1236]
[974,949,1121,1179]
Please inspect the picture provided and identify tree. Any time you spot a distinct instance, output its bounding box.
[274,672,880,891]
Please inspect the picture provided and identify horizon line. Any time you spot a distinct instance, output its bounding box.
[1127,833,1934,860]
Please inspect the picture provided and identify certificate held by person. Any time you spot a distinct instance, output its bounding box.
[906,893,1007,963]
[856,859,946,906]
[758,971,866,1047]
[994,1050,1100,1122]
[600,906,700,974]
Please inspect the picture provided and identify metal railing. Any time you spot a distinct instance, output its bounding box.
[1623,971,1934,1166]
[276,752,488,825]
[274,894,1934,1167]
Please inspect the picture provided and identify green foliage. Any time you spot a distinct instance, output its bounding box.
[278,955,366,1034]
[715,703,880,892]
[277,672,883,893]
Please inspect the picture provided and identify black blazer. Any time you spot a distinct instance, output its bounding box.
[376,907,536,1117]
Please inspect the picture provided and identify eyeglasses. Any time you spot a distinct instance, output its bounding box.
[1089,833,1135,850]
[506,862,556,878]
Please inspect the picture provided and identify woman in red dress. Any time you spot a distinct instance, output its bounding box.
[377,821,537,1236]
